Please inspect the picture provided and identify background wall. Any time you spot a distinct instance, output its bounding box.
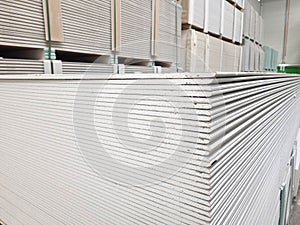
[262,0,300,64]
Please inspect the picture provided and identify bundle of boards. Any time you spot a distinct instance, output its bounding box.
[181,0,244,43]
[0,0,181,65]
[181,29,242,73]
[0,72,299,225]
[0,59,45,75]
[0,58,173,75]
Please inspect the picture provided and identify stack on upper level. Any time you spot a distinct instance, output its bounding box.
[180,0,244,73]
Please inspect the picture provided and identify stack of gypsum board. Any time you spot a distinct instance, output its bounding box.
[0,73,299,225]
[0,0,46,48]
[61,62,116,74]
[51,0,111,55]
[181,0,205,29]
[0,0,112,56]
[0,59,45,75]
[117,0,152,62]
[154,0,181,65]
[62,62,161,74]
[181,29,207,73]
[124,65,157,73]
[206,0,222,35]
[221,0,234,40]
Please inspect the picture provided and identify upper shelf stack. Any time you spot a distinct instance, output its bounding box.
[154,0,182,67]
[0,0,182,75]
[51,0,111,55]
[181,0,244,73]
[0,73,299,225]
[118,0,152,62]
[0,0,46,48]
[242,0,266,72]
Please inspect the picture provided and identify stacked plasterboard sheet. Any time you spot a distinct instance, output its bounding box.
[234,45,242,72]
[259,16,264,45]
[254,44,260,71]
[221,41,241,72]
[205,0,222,35]
[118,0,152,60]
[0,73,299,225]
[259,47,265,71]
[242,39,251,71]
[181,29,207,72]
[62,63,164,75]
[181,29,242,73]
[207,36,222,72]
[0,58,45,75]
[271,49,279,71]
[181,0,205,29]
[266,48,277,71]
[233,8,243,43]
[221,1,235,40]
[0,0,46,48]
[61,62,115,74]
[243,0,251,38]
[156,0,182,64]
[0,0,112,56]
[249,41,255,71]
[124,65,157,74]
[52,0,111,55]
[249,5,255,40]
[221,41,235,72]
[264,46,272,70]
[254,11,260,43]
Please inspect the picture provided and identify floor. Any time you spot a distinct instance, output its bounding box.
[292,186,300,225]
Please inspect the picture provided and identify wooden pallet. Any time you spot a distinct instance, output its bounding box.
[182,24,204,33]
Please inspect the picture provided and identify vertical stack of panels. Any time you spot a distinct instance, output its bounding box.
[1,0,180,66]
[221,41,235,72]
[0,0,46,48]
[242,39,265,72]
[206,0,222,35]
[207,35,222,72]
[1,73,299,225]
[118,0,152,60]
[61,62,115,74]
[242,38,250,71]
[0,59,45,75]
[259,47,265,71]
[156,0,182,64]
[233,8,243,43]
[181,0,205,29]
[0,0,112,55]
[254,11,260,43]
[52,0,112,55]
[124,65,157,74]
[234,45,242,72]
[181,29,207,72]
[0,59,170,75]
[249,5,255,39]
[181,30,242,73]
[221,1,234,40]
[243,0,251,38]
[249,41,255,71]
